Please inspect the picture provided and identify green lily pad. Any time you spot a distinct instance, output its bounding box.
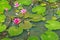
[19,21,32,29]
[7,26,23,36]
[30,14,43,22]
[27,36,40,40]
[46,0,57,3]
[0,0,11,13]
[45,20,60,30]
[0,23,7,32]
[41,30,59,40]
[0,14,6,22]
[1,37,11,40]
[32,5,46,15]
[23,12,32,18]
[17,0,32,5]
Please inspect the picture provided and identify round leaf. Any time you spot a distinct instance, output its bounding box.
[0,24,7,32]
[1,37,11,40]
[0,0,11,13]
[32,5,46,15]
[45,20,60,30]
[17,0,32,5]
[19,21,32,29]
[0,14,6,22]
[41,30,59,40]
[7,26,23,36]
[28,36,40,40]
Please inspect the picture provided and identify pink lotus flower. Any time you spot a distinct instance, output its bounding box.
[21,9,27,14]
[13,18,21,24]
[14,2,19,7]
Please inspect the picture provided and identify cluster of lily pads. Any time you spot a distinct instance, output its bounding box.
[0,0,60,40]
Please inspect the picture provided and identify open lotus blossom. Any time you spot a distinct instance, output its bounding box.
[14,2,19,7]
[13,18,21,24]
[21,9,27,14]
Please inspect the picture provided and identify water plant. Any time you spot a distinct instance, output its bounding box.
[41,30,59,40]
[0,14,6,22]
[0,0,60,40]
[1,37,11,40]
[45,20,60,30]
[28,36,40,40]
[0,0,11,14]
[0,23,7,32]
[32,5,46,15]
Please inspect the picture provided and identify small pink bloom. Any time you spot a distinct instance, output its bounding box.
[14,2,19,7]
[13,18,21,24]
[5,8,8,11]
[21,9,27,14]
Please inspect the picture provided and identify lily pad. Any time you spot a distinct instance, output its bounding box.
[0,14,6,22]
[23,12,32,18]
[32,5,46,15]
[19,21,32,29]
[41,30,59,40]
[27,36,40,40]
[0,23,7,32]
[7,26,23,36]
[45,20,60,30]
[0,0,11,13]
[17,0,32,5]
[1,37,11,40]
[46,0,57,3]
[30,14,43,22]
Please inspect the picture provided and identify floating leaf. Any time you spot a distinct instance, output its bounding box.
[0,23,7,32]
[41,30,59,40]
[27,36,40,40]
[32,5,46,15]
[0,14,6,22]
[17,0,32,5]
[45,20,60,30]
[23,12,32,18]
[1,37,11,40]
[46,0,57,3]
[30,14,43,22]
[7,26,23,36]
[0,0,11,13]
[19,21,32,29]
[40,3,46,7]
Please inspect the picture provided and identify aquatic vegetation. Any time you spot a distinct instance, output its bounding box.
[28,36,40,40]
[17,0,32,5]
[1,37,11,40]
[45,20,60,30]
[0,23,7,32]
[19,21,32,30]
[13,18,21,24]
[0,0,60,40]
[41,30,59,40]
[46,0,57,3]
[20,9,27,15]
[32,5,46,15]
[0,14,6,22]
[0,0,11,13]
[30,14,44,22]
[7,26,23,36]
[14,2,19,7]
